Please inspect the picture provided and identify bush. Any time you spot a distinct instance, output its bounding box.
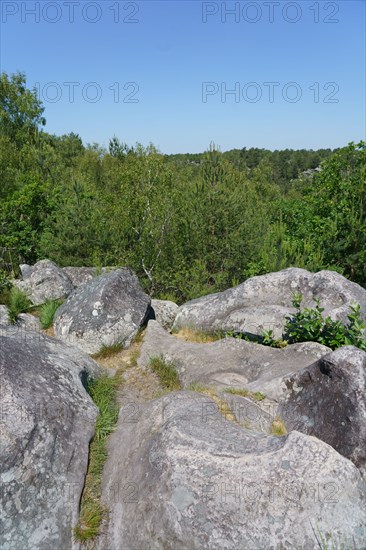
[284,293,366,351]
[8,287,31,324]
[39,299,63,329]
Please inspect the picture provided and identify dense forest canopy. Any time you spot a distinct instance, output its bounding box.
[1,72,365,302]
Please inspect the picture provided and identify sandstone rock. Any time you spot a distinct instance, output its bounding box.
[139,321,329,401]
[54,268,151,354]
[13,259,74,305]
[62,266,97,288]
[98,392,366,550]
[278,346,366,474]
[173,268,366,339]
[0,327,99,550]
[17,313,41,332]
[149,299,179,330]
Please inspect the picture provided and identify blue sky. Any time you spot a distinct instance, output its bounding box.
[1,0,365,153]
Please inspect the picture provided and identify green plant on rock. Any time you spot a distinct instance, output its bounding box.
[149,355,182,391]
[7,287,31,323]
[284,293,366,351]
[39,299,63,329]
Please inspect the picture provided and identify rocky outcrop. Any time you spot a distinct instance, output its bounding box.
[173,268,366,339]
[279,346,366,474]
[54,268,151,354]
[0,327,100,550]
[13,259,74,305]
[0,304,9,325]
[138,321,330,401]
[149,299,179,330]
[98,392,366,550]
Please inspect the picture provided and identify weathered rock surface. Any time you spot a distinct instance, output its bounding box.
[0,327,100,550]
[62,266,118,289]
[0,304,9,325]
[54,268,151,354]
[17,313,41,332]
[173,268,366,339]
[13,259,74,305]
[99,392,366,550]
[138,321,330,401]
[149,299,179,330]
[279,346,366,474]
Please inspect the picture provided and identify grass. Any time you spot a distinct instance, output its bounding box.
[187,383,237,423]
[224,388,265,402]
[271,417,288,436]
[172,326,224,343]
[74,372,121,543]
[39,299,63,329]
[7,287,31,324]
[149,355,182,391]
[92,342,124,360]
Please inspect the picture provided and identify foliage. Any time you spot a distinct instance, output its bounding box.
[284,294,366,351]
[1,71,365,301]
[74,373,120,542]
[92,342,124,359]
[39,299,63,329]
[7,286,31,323]
[149,356,182,391]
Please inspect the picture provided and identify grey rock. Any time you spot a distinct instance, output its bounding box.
[17,313,41,332]
[54,268,151,354]
[13,259,74,305]
[139,321,329,401]
[99,392,366,550]
[278,346,366,474]
[62,266,97,288]
[0,327,99,550]
[173,268,366,339]
[0,304,9,325]
[216,391,274,434]
[149,299,179,330]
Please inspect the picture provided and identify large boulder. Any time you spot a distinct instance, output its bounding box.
[279,346,366,474]
[149,299,179,330]
[173,268,366,339]
[62,266,118,289]
[13,259,74,305]
[54,268,151,354]
[139,321,329,401]
[0,327,99,550]
[98,392,366,549]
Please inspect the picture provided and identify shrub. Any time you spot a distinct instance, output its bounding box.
[8,287,31,324]
[39,299,63,329]
[284,293,366,351]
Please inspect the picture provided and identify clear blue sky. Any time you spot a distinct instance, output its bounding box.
[1,0,365,153]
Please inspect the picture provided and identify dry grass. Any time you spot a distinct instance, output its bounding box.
[187,383,237,423]
[271,417,288,436]
[224,388,265,402]
[172,327,223,343]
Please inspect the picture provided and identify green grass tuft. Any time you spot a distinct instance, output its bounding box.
[39,299,63,329]
[73,372,121,543]
[92,342,124,359]
[149,355,182,391]
[7,287,31,324]
[224,388,265,402]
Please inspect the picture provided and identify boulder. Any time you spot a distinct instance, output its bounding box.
[98,392,366,550]
[173,268,366,339]
[149,299,179,330]
[17,313,41,332]
[62,266,97,288]
[13,259,74,305]
[54,268,151,354]
[138,321,329,401]
[0,327,99,550]
[278,346,366,474]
